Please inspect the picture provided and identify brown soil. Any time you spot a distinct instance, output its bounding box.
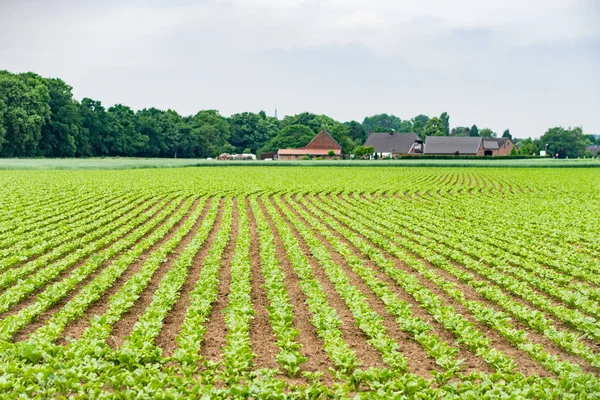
[198,198,238,361]
[59,198,209,346]
[13,197,190,343]
[282,195,439,378]
[263,196,385,370]
[298,194,491,376]
[155,197,224,357]
[246,198,280,370]
[310,194,550,377]
[256,198,334,377]
[0,198,166,321]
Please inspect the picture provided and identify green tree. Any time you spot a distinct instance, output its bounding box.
[517,138,538,156]
[106,104,147,156]
[440,112,450,136]
[411,114,429,139]
[0,71,50,156]
[424,117,444,137]
[344,120,368,144]
[38,78,81,157]
[228,111,279,154]
[78,98,110,156]
[540,127,588,158]
[190,110,231,157]
[502,129,512,140]
[469,124,479,137]
[479,128,497,138]
[259,124,314,153]
[362,114,403,132]
[451,126,470,136]
[280,112,353,154]
[353,145,374,158]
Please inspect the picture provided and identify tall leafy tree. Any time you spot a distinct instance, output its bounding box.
[78,98,109,156]
[469,124,480,137]
[479,128,497,138]
[502,129,512,140]
[412,114,429,139]
[440,112,450,136]
[517,138,538,155]
[344,120,368,144]
[228,111,279,154]
[424,117,445,137]
[259,124,314,153]
[362,113,403,132]
[0,71,50,156]
[540,127,588,158]
[136,108,170,157]
[106,104,147,156]
[190,110,232,157]
[451,126,470,136]
[39,78,80,157]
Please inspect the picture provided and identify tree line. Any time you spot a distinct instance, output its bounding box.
[0,70,596,158]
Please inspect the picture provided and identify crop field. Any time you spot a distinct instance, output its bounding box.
[0,166,599,398]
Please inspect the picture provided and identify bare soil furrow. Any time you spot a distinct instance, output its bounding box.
[13,197,191,342]
[256,198,334,375]
[156,197,224,357]
[265,196,385,370]
[198,198,238,361]
[246,198,280,370]
[61,198,209,345]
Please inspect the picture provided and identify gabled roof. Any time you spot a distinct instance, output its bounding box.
[303,130,342,150]
[277,148,341,156]
[424,136,482,155]
[364,132,420,154]
[482,140,500,150]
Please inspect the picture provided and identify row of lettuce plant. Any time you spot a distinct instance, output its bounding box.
[0,196,192,342]
[0,191,119,249]
[0,192,138,266]
[0,195,168,311]
[29,196,205,344]
[171,197,234,373]
[0,192,157,277]
[259,196,359,376]
[114,198,221,367]
[248,196,307,377]
[305,193,517,375]
[288,194,465,383]
[272,195,408,372]
[345,194,600,346]
[325,194,600,371]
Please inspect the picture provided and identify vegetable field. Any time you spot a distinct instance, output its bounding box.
[1,167,599,398]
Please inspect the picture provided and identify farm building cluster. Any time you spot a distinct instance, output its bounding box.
[220,130,517,161]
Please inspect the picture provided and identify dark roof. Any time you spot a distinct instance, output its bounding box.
[482,140,500,150]
[364,132,419,154]
[303,130,342,150]
[424,136,482,154]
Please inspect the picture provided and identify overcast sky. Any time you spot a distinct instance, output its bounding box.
[1,0,598,137]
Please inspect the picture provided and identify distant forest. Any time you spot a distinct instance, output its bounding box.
[0,70,596,158]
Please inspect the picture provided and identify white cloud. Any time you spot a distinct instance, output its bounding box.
[0,0,598,136]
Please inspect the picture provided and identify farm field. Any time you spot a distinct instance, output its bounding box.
[0,167,599,398]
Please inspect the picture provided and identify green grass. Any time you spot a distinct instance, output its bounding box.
[0,157,598,170]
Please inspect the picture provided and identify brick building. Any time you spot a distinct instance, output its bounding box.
[277,130,342,160]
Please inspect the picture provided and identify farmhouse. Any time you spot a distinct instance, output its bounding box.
[482,138,515,156]
[364,132,423,157]
[277,130,342,160]
[424,136,515,156]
